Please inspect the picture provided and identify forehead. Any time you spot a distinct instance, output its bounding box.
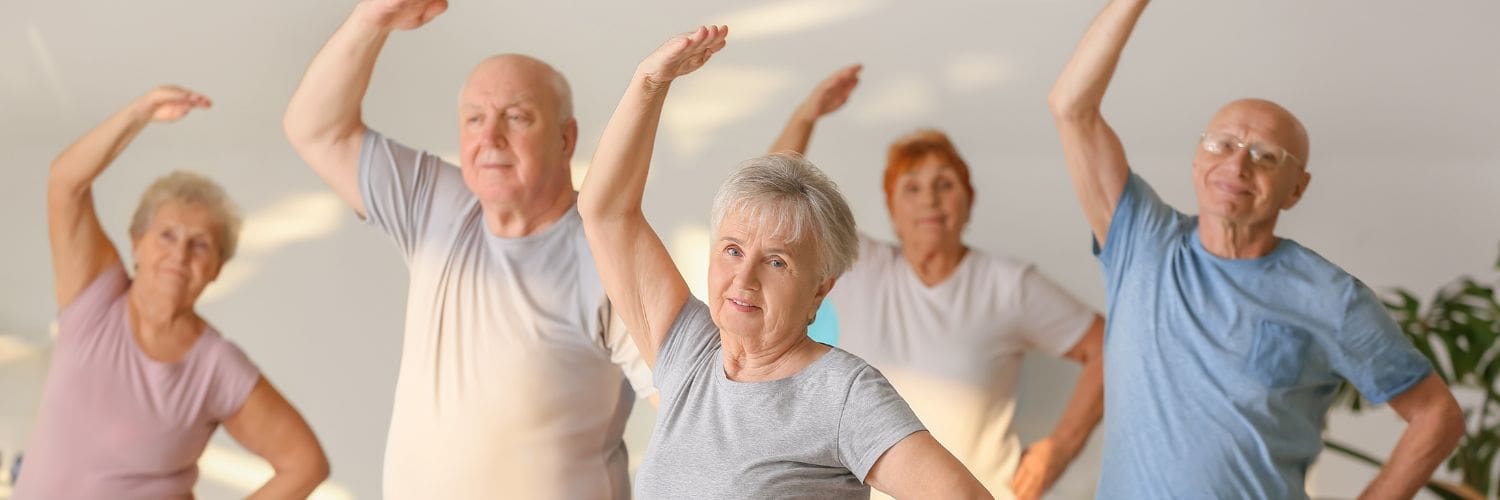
[460,63,557,110]
[1207,102,1299,144]
[900,155,961,180]
[147,201,220,233]
[715,206,812,253]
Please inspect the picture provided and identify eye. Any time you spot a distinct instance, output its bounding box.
[1201,138,1230,155]
[1247,145,1280,166]
[725,246,743,257]
[505,111,531,123]
[465,115,482,125]
[768,258,786,269]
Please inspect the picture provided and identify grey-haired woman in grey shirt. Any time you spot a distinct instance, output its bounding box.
[578,25,991,499]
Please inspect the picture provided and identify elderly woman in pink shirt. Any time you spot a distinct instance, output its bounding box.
[16,86,329,499]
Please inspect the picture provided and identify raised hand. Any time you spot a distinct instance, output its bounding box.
[133,85,211,123]
[637,25,729,89]
[358,0,449,31]
[1009,437,1071,500]
[798,64,861,120]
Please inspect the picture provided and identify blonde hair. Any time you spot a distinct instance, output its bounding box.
[128,171,242,261]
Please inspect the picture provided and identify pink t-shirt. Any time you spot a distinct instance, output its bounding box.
[15,264,260,499]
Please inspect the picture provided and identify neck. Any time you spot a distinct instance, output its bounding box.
[1198,214,1280,259]
[481,188,577,238]
[721,330,828,382]
[901,239,967,286]
[126,286,200,341]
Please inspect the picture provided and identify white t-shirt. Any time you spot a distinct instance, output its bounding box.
[358,130,655,499]
[824,236,1096,499]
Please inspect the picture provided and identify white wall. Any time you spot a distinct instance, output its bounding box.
[2,1,1497,498]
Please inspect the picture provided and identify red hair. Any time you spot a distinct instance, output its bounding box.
[883,129,975,208]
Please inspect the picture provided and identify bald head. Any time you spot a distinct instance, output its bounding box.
[461,54,574,122]
[1208,98,1311,167]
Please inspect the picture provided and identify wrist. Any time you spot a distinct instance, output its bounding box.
[350,2,398,34]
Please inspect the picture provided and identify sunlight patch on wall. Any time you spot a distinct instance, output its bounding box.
[713,0,886,41]
[942,53,1012,94]
[669,224,711,300]
[571,159,589,191]
[662,65,792,158]
[237,192,346,255]
[200,191,345,305]
[0,334,40,365]
[198,443,354,500]
[849,73,937,124]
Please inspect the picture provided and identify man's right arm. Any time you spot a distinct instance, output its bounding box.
[1047,0,1150,247]
[283,0,448,217]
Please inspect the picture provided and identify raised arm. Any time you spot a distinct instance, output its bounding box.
[282,0,448,216]
[767,64,861,155]
[47,86,211,306]
[578,26,728,368]
[223,377,331,499]
[1047,0,1149,247]
[1358,373,1463,500]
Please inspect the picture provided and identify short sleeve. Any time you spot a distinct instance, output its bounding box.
[603,306,659,399]
[837,365,925,482]
[1015,265,1099,358]
[654,297,721,399]
[56,263,130,340]
[358,128,465,259]
[1328,281,1432,404]
[205,339,263,421]
[1094,173,1188,283]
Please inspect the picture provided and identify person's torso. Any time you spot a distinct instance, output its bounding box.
[382,203,634,499]
[635,344,873,500]
[825,240,1037,496]
[1099,222,1356,500]
[19,272,240,499]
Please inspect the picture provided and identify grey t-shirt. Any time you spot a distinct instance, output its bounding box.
[634,297,925,499]
[359,129,655,499]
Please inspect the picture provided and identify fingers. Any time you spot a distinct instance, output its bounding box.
[145,85,212,110]
[418,0,447,25]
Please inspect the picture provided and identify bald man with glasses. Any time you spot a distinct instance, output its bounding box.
[1048,1,1463,498]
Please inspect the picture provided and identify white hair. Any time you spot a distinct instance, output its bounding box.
[129,171,242,261]
[709,153,858,281]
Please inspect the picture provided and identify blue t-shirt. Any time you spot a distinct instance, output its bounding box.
[1094,173,1431,499]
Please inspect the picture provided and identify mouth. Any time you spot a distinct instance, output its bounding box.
[1211,180,1252,197]
[725,297,760,312]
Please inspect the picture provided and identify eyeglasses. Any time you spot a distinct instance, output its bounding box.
[1198,132,1301,169]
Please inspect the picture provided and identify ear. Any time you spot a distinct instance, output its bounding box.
[561,117,579,161]
[1281,169,1312,210]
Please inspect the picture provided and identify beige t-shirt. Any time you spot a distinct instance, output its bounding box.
[359,130,655,499]
[826,236,1095,499]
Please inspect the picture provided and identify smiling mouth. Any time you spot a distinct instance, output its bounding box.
[727,297,760,311]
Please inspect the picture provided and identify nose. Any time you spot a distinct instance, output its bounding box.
[477,120,508,150]
[731,260,760,292]
[1224,147,1254,176]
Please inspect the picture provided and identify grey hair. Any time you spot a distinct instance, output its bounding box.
[128,171,242,261]
[709,153,858,281]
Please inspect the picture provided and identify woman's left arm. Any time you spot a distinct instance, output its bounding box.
[222,377,330,499]
[866,431,992,499]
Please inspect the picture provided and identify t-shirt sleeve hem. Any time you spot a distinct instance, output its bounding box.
[851,426,926,483]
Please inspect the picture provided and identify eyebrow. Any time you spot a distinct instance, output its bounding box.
[720,236,790,257]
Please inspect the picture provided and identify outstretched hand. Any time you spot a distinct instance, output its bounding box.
[359,0,448,31]
[799,63,862,119]
[133,85,212,123]
[637,25,729,89]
